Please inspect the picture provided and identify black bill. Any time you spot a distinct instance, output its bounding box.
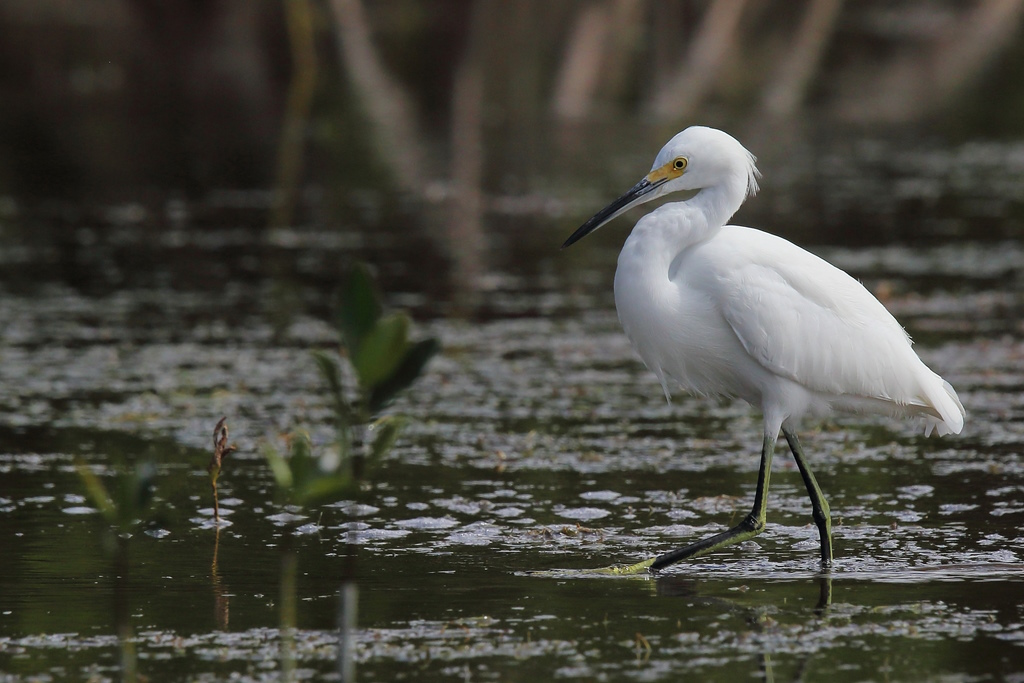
[562,177,660,248]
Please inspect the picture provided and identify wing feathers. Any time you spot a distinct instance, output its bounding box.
[699,229,963,433]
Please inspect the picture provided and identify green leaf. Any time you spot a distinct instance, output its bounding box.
[368,416,404,462]
[75,461,116,524]
[128,461,157,520]
[263,443,294,491]
[76,460,157,532]
[337,263,382,355]
[352,313,410,390]
[312,350,351,420]
[312,350,344,405]
[286,432,319,490]
[368,338,439,414]
[294,473,356,507]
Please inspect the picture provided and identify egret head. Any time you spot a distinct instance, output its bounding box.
[562,126,760,248]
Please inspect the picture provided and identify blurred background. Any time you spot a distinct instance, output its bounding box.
[4,5,1024,679]
[1,0,1023,318]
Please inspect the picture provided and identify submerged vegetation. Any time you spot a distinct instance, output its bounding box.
[263,262,438,507]
[207,417,236,525]
[75,458,159,683]
[221,261,438,681]
[68,261,439,681]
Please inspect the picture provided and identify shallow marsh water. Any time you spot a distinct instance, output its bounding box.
[2,138,1024,681]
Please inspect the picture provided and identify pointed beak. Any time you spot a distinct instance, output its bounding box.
[562,176,661,248]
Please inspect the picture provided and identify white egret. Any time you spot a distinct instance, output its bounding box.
[563,126,964,572]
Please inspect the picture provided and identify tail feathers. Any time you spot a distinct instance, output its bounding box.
[923,379,965,437]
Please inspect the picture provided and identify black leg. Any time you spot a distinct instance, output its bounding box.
[647,431,777,572]
[782,427,833,567]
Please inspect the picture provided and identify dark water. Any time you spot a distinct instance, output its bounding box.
[2,132,1024,681]
[5,1,1024,678]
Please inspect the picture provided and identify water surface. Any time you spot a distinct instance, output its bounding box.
[1,137,1024,681]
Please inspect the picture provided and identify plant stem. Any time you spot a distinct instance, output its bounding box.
[280,530,297,682]
[212,526,229,630]
[338,582,358,681]
[114,536,137,683]
[211,477,220,525]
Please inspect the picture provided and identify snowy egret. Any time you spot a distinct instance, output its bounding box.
[563,126,964,572]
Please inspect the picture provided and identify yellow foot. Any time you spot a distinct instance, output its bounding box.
[524,558,656,578]
[594,558,655,576]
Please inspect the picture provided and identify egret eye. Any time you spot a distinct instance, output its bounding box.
[673,157,688,171]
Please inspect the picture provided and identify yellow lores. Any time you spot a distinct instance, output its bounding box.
[646,156,688,185]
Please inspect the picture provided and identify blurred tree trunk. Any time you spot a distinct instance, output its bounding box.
[329,0,424,193]
[837,0,1024,121]
[447,3,493,311]
[270,0,317,230]
[552,3,611,121]
[760,0,844,117]
[930,0,1024,103]
[552,0,645,120]
[650,0,749,121]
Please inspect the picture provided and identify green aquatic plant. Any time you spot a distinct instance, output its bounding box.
[207,417,236,525]
[205,418,236,631]
[263,430,357,508]
[319,261,438,449]
[265,262,438,506]
[76,459,158,542]
[263,261,438,681]
[75,459,160,683]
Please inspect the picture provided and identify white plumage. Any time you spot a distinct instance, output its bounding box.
[563,126,964,570]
